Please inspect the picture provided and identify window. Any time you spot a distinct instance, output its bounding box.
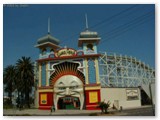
[87,44,94,51]
[42,48,46,55]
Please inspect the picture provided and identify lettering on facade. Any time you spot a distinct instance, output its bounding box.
[55,48,77,57]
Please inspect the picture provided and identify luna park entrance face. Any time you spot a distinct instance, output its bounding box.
[53,75,84,110]
[58,97,80,109]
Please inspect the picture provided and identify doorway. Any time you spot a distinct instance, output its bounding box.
[58,97,80,109]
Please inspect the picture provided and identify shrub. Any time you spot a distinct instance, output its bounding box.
[98,101,110,114]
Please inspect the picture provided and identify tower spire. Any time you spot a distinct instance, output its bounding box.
[48,17,50,34]
[85,14,89,30]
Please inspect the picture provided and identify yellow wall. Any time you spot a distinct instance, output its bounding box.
[40,94,47,104]
[89,92,98,103]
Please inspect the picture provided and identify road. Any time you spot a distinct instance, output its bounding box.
[3,106,155,116]
[120,106,155,116]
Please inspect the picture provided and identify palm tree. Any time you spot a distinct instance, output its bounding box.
[16,56,34,108]
[3,65,16,104]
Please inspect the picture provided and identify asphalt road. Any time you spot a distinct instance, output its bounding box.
[3,106,155,116]
[120,106,155,116]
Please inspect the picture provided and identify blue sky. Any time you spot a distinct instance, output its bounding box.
[3,4,155,68]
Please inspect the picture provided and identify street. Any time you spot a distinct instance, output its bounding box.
[120,106,155,116]
[3,106,155,116]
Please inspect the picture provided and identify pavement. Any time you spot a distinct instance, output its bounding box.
[3,105,153,116]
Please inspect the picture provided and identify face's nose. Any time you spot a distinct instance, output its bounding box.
[65,87,70,95]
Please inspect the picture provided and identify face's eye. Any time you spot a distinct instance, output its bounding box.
[70,81,79,89]
[59,87,66,90]
[69,85,78,90]
[69,86,75,89]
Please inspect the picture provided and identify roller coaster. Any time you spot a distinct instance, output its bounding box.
[99,52,155,87]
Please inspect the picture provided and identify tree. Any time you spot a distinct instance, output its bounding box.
[3,65,16,104]
[16,56,34,108]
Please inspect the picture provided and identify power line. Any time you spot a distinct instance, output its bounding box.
[100,11,154,44]
[62,5,139,45]
[100,10,154,39]
[95,5,151,34]
[90,4,138,29]
[102,15,154,43]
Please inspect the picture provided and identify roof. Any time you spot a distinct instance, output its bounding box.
[78,29,101,47]
[35,42,61,49]
[79,30,99,38]
[37,34,60,45]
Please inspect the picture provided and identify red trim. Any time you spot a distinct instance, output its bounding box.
[36,54,101,62]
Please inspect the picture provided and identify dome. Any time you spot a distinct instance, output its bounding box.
[37,34,60,45]
[79,30,99,38]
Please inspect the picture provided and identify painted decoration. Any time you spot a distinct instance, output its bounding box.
[40,94,47,104]
[89,92,98,103]
[55,48,77,57]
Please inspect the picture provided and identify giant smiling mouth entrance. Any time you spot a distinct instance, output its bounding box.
[54,75,84,110]
[57,96,80,109]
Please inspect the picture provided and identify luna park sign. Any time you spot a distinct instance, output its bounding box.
[55,48,77,57]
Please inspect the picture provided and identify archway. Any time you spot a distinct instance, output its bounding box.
[53,75,84,110]
[58,97,80,109]
[49,62,85,110]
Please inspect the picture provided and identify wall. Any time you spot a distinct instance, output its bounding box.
[85,89,101,110]
[39,92,53,110]
[101,88,141,109]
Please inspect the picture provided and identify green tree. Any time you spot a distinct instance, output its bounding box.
[16,56,34,108]
[3,65,16,104]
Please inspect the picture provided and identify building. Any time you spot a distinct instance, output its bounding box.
[34,18,155,110]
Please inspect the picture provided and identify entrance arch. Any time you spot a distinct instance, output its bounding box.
[49,62,85,110]
[58,97,80,109]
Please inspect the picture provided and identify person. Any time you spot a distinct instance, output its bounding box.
[50,104,55,113]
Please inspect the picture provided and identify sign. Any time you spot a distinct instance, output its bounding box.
[89,92,98,103]
[55,48,77,57]
[126,89,139,100]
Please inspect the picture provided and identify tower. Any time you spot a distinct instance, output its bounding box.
[35,18,61,87]
[34,18,61,109]
[35,18,61,60]
[78,15,101,110]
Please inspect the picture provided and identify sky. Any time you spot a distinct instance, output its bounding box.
[3,4,155,68]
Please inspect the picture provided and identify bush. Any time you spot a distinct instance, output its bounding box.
[98,101,110,114]
[3,99,12,109]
